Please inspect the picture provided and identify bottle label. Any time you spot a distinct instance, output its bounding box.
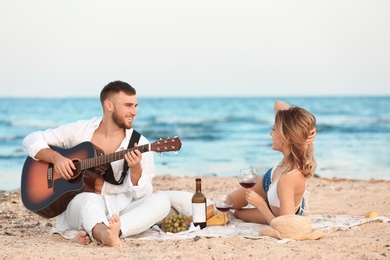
[192,203,206,222]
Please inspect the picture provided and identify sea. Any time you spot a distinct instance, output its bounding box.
[1,97,389,191]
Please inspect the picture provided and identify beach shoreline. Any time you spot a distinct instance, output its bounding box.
[1,175,390,259]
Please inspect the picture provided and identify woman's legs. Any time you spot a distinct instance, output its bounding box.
[234,208,268,224]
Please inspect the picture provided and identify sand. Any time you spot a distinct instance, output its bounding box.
[1,175,389,259]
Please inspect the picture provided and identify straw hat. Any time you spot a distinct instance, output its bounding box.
[259,214,324,240]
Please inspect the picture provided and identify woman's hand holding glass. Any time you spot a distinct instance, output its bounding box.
[238,167,258,207]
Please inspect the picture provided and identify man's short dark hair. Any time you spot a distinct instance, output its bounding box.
[100,80,136,104]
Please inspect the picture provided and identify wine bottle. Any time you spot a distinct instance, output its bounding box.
[191,178,207,229]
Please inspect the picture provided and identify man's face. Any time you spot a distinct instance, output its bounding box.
[110,92,138,129]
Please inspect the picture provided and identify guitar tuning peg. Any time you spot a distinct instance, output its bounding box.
[174,151,178,155]
[160,138,162,141]
[159,152,162,157]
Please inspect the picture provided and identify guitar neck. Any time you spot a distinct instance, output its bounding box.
[80,144,150,170]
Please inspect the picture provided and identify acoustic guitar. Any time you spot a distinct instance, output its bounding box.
[21,137,182,218]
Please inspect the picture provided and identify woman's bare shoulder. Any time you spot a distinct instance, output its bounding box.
[279,169,306,187]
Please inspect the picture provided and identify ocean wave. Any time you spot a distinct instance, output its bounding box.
[0,135,25,142]
[0,119,12,127]
[141,129,224,142]
[140,112,271,126]
[10,118,65,129]
[317,123,390,133]
[0,154,27,160]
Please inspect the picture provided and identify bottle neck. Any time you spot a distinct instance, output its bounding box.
[196,180,202,193]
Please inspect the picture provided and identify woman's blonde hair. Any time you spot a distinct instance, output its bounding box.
[274,106,317,178]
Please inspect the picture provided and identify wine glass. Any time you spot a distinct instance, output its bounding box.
[214,193,233,226]
[238,167,258,207]
[238,167,258,188]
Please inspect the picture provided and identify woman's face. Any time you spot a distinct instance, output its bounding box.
[270,125,284,151]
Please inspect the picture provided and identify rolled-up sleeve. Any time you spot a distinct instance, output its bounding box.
[22,118,100,159]
[22,132,51,159]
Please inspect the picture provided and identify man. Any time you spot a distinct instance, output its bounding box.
[22,80,171,246]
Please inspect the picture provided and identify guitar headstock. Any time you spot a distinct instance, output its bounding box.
[150,137,182,154]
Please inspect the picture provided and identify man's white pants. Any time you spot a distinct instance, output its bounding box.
[65,192,170,241]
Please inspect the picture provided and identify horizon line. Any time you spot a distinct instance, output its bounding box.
[1,94,389,99]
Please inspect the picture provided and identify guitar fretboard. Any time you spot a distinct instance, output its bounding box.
[80,144,150,170]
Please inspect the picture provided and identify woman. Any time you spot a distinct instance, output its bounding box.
[231,100,317,225]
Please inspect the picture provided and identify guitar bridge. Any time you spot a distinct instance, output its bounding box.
[47,163,54,188]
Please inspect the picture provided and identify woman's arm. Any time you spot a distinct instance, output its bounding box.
[245,189,276,224]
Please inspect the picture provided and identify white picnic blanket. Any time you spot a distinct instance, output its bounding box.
[53,191,390,242]
[125,214,389,242]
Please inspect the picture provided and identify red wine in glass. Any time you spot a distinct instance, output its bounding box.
[215,205,232,212]
[214,194,233,226]
[239,181,256,189]
[238,168,258,189]
[238,168,258,207]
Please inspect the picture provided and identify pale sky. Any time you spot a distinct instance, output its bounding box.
[0,0,389,98]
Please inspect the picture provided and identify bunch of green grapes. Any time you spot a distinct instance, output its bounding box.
[162,213,190,233]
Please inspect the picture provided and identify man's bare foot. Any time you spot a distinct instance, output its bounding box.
[71,231,91,245]
[100,214,122,247]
